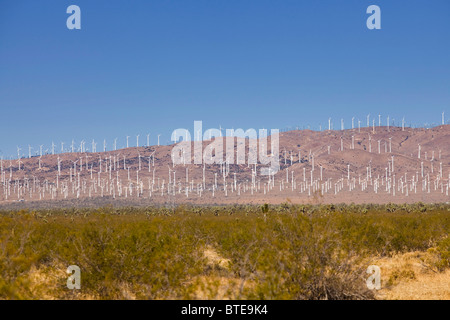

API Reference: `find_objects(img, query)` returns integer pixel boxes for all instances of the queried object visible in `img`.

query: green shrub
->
[0,203,448,299]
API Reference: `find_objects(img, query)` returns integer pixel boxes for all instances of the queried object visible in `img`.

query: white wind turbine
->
[17,157,23,172]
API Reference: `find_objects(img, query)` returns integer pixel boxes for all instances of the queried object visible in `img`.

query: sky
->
[0,0,449,157]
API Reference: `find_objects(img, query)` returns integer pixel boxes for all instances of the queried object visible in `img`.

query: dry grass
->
[373,251,450,300]
[188,276,248,300]
[0,204,448,300]
[179,246,254,300]
[203,245,232,271]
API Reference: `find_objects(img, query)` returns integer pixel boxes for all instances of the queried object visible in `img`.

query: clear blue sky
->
[0,0,449,157]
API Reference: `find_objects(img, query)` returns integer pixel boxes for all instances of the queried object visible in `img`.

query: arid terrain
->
[0,204,448,300]
[0,125,449,208]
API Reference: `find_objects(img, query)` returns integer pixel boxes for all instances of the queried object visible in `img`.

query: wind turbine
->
[443,111,445,125]
[17,157,23,171]
[136,134,139,147]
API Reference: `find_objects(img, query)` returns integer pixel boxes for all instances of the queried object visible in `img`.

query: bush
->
[0,203,448,299]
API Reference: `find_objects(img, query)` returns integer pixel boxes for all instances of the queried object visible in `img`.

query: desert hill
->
[1,125,449,207]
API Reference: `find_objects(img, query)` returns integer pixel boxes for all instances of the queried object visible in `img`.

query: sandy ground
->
[372,251,450,300]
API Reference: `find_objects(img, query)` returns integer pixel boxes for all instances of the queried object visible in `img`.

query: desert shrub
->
[386,269,416,286]
[430,237,450,271]
[0,203,448,299]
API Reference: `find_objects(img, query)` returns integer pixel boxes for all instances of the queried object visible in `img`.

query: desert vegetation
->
[0,203,449,300]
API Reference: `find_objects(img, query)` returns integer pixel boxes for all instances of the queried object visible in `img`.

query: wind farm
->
[1,117,449,209]
[1,1,449,303]
[2,116,450,301]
